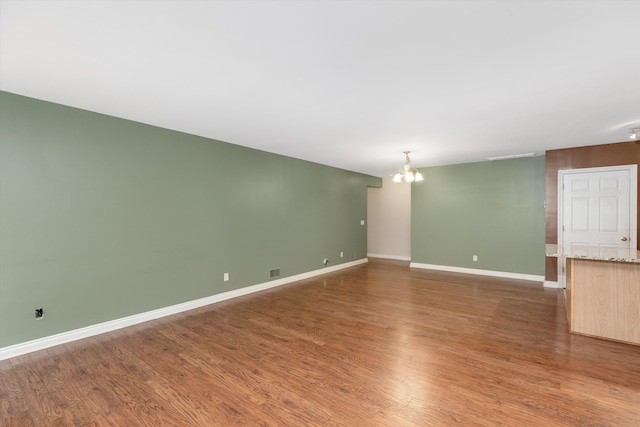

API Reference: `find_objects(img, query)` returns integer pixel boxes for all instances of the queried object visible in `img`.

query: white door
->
[557,165,637,287]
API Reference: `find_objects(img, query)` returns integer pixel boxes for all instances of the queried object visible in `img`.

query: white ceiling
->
[1,0,639,177]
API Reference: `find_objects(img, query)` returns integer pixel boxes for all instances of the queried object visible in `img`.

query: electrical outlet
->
[223,272,229,281]
[340,251,344,258]
[473,255,478,262]
[35,308,44,319]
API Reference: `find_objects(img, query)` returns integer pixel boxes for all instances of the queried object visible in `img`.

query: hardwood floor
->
[2,259,640,426]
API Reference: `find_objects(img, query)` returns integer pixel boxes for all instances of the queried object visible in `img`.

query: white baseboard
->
[409,262,544,283]
[367,253,411,261]
[543,280,561,288]
[0,259,368,361]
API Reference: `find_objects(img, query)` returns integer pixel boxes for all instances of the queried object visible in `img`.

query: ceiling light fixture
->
[393,151,423,183]
[630,128,639,140]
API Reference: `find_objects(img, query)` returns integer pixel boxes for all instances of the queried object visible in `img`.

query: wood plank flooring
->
[2,259,640,426]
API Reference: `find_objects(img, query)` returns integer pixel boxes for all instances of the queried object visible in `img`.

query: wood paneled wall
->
[544,141,640,281]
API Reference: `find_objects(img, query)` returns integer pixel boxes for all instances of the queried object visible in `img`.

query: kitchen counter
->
[546,244,640,263]
[547,244,640,346]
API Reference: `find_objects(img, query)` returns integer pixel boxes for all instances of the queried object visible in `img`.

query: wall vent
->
[350,252,356,260]
[269,268,280,278]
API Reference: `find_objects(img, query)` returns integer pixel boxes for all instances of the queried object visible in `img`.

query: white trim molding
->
[367,253,411,261]
[409,262,544,283]
[0,259,368,361]
[543,281,561,288]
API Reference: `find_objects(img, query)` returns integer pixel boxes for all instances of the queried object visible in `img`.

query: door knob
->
[621,236,628,241]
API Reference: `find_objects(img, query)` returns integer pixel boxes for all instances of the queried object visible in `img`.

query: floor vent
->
[269,268,280,278]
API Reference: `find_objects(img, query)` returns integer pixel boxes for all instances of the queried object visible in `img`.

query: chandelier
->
[393,151,424,183]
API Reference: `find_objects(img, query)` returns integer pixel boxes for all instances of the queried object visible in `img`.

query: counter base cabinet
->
[569,259,640,346]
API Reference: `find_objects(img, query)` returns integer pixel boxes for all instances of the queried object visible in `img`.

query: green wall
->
[411,157,545,275]
[0,91,380,348]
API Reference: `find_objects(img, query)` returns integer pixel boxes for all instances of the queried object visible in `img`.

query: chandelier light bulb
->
[392,151,424,183]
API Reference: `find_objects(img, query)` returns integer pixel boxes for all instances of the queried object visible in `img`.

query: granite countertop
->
[546,244,640,264]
